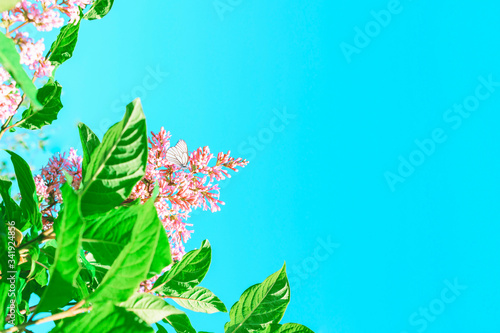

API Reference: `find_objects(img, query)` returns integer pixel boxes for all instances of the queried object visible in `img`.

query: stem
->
[67,300,85,312]
[1,303,91,333]
[34,261,49,271]
[18,228,54,250]
[8,22,28,35]
[3,118,26,133]
[162,295,183,300]
[17,302,77,318]
[148,283,164,294]
[4,305,35,325]
[19,306,36,316]
[0,116,15,141]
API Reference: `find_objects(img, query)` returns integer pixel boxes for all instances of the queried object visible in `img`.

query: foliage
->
[0,1,314,333]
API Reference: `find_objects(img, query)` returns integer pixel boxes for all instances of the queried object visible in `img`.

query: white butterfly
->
[166,139,189,169]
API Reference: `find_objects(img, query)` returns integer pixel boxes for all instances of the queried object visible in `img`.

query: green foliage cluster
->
[0,1,315,332]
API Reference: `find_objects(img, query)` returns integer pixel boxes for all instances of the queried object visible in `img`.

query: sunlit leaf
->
[84,0,114,20]
[82,201,171,276]
[77,122,100,178]
[5,150,41,231]
[19,80,63,130]
[89,198,171,303]
[153,240,211,295]
[225,264,290,333]
[36,183,84,313]
[47,21,81,66]
[80,98,147,216]
[166,286,227,314]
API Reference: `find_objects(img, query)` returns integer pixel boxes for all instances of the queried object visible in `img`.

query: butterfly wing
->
[176,139,188,166]
[167,139,189,167]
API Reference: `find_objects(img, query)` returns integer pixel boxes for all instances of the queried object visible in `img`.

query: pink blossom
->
[0,0,94,124]
[34,174,49,200]
[34,129,248,263]
[59,0,93,24]
[19,38,45,69]
[129,128,248,261]
[0,83,21,122]
[0,68,11,83]
[34,8,64,31]
[36,148,82,227]
[34,59,55,78]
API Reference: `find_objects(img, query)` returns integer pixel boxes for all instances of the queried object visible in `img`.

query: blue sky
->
[22,0,500,332]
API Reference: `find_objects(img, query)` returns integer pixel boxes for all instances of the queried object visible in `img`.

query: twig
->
[18,228,54,250]
[1,302,90,333]
[7,22,28,35]
[34,261,49,271]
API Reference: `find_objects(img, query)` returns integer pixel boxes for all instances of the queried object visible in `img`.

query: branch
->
[1,301,90,333]
[18,228,54,250]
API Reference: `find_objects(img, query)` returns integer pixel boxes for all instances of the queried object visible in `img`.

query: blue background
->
[22,0,500,332]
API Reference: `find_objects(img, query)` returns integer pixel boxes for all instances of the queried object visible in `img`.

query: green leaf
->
[0,32,42,110]
[162,308,196,333]
[34,264,48,286]
[80,248,95,272]
[0,179,22,225]
[167,286,227,314]
[80,98,148,216]
[0,0,21,12]
[35,249,50,283]
[84,253,110,287]
[156,325,169,333]
[41,239,57,265]
[24,245,40,280]
[5,150,41,230]
[47,21,81,66]
[260,324,282,333]
[36,183,84,313]
[19,80,63,130]
[81,201,171,276]
[81,206,133,265]
[51,302,153,333]
[21,278,44,303]
[265,324,315,333]
[89,198,171,303]
[84,0,114,20]
[119,293,194,331]
[153,240,211,294]
[73,274,89,300]
[225,264,290,333]
[77,122,100,178]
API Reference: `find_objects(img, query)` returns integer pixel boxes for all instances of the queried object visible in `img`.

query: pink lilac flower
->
[34,7,64,31]
[34,174,49,200]
[19,37,45,69]
[0,83,21,122]
[34,59,55,78]
[33,129,248,273]
[128,128,248,260]
[0,0,94,123]
[36,147,82,228]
